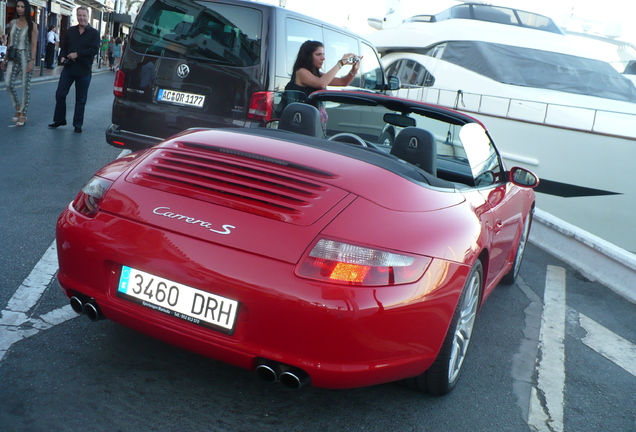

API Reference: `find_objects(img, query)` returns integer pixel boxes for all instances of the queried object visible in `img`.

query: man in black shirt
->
[48,6,100,133]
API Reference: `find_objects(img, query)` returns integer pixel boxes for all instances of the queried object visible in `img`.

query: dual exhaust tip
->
[255,361,310,390]
[70,295,104,321]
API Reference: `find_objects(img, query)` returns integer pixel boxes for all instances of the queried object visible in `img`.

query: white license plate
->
[157,89,206,107]
[117,266,238,333]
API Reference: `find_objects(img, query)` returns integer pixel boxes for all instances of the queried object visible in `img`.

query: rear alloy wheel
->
[406,260,482,395]
[501,210,533,285]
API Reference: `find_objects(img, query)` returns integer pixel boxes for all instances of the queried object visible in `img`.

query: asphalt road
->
[1,72,635,432]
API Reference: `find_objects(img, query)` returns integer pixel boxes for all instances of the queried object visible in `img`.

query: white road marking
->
[578,312,636,377]
[528,265,567,432]
[0,241,78,363]
[0,149,133,364]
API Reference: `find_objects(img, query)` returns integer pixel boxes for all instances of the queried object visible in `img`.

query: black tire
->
[405,260,482,396]
[500,210,533,285]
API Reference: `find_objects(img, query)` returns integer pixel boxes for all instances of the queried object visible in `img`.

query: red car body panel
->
[56,92,536,390]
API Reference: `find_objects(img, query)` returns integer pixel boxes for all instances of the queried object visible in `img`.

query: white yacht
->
[366,2,636,253]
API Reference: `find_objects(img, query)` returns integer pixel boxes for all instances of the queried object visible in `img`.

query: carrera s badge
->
[153,207,235,235]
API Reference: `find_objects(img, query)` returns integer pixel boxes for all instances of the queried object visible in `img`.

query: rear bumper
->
[106,123,163,151]
[56,206,468,389]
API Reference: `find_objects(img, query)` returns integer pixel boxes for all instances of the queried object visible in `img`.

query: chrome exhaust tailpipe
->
[255,359,310,389]
[255,364,279,384]
[84,302,104,321]
[279,369,310,390]
[69,296,85,315]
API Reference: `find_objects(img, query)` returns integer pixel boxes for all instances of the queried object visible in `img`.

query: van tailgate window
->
[130,0,262,67]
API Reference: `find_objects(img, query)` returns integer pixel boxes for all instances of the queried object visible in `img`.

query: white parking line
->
[578,312,636,377]
[528,265,567,432]
[0,241,77,363]
[0,150,130,364]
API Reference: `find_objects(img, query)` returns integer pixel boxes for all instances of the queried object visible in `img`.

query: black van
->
[106,0,397,150]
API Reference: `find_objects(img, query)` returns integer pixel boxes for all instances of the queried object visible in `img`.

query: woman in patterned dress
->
[0,0,38,127]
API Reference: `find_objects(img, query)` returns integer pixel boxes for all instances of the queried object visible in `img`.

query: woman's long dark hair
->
[16,0,34,42]
[291,40,324,77]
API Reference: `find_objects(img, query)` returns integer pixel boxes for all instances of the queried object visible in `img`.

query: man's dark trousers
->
[53,67,92,128]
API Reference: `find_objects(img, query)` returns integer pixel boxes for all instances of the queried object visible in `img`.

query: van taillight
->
[113,70,125,97]
[247,91,274,123]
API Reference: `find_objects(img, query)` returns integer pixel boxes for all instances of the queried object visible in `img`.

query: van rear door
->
[112,0,269,142]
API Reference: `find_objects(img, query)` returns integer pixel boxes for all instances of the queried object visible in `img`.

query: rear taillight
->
[113,69,125,97]
[296,239,431,286]
[72,177,114,217]
[247,91,274,123]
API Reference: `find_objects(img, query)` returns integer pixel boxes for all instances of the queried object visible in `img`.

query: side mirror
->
[509,167,539,188]
[386,75,400,91]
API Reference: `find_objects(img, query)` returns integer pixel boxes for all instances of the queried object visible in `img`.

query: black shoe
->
[74,127,82,133]
[48,121,66,128]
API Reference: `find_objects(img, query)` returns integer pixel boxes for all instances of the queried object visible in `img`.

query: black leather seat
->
[278,103,323,138]
[390,127,437,176]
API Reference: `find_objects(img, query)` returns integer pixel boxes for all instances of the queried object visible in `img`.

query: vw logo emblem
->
[176,64,190,78]
[408,137,419,149]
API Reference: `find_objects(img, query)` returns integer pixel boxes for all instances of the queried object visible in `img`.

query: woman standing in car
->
[1,0,38,126]
[285,40,361,98]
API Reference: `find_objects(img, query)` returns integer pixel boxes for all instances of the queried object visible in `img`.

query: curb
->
[529,208,636,304]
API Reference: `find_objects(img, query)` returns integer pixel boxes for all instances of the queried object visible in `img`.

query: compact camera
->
[348,56,360,64]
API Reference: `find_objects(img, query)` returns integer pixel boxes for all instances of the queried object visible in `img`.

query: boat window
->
[472,5,514,25]
[433,3,564,35]
[439,41,636,103]
[386,59,435,87]
[515,10,562,33]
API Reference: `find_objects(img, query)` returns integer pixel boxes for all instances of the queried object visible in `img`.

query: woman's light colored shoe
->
[15,114,27,127]
[12,106,20,122]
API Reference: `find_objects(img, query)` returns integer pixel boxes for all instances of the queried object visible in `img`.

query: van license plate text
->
[117,266,238,333]
[158,89,205,108]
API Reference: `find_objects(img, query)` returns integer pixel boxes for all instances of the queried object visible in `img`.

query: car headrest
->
[390,127,437,176]
[278,103,323,138]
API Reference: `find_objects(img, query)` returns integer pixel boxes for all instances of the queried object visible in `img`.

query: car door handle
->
[494,220,504,233]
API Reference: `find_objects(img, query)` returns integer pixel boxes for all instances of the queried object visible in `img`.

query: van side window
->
[323,27,359,80]
[286,18,323,75]
[130,0,262,67]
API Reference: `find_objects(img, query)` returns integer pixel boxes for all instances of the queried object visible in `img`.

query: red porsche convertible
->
[56,91,537,395]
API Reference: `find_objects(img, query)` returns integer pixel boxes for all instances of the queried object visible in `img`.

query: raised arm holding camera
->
[285,40,362,98]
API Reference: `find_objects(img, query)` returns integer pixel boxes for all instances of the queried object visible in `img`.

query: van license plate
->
[158,89,206,108]
[117,266,238,332]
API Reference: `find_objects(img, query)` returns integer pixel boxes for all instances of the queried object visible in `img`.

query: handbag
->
[6,46,16,61]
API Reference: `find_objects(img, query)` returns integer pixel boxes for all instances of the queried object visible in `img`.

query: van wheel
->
[379,130,394,146]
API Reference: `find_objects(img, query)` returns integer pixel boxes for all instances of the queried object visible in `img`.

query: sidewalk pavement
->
[0,60,112,88]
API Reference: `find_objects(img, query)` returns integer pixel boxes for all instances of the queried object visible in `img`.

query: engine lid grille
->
[126,142,347,224]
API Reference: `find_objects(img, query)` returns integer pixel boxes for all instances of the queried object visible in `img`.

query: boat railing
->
[410,87,636,141]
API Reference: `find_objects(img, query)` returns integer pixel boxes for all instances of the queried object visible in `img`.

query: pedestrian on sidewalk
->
[113,37,122,70]
[107,37,115,71]
[1,0,38,127]
[100,33,109,66]
[48,6,100,133]
[45,25,59,69]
